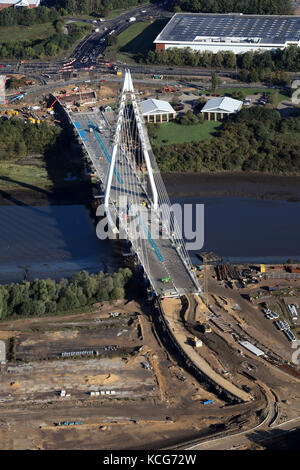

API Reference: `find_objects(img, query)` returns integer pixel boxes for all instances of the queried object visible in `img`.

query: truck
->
[153,74,163,80]
[266,285,280,291]
[57,421,83,426]
[9,93,24,103]
[128,17,136,22]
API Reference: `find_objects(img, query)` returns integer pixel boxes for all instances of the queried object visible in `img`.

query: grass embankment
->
[0,162,52,192]
[0,22,56,43]
[153,120,221,145]
[105,18,168,63]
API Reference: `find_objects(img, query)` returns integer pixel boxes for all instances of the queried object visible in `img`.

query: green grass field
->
[105,18,168,63]
[0,22,56,43]
[153,120,222,145]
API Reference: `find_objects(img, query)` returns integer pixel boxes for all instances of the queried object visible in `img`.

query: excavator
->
[161,86,180,94]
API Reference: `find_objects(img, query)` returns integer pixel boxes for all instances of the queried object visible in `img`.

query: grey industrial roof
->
[141,98,176,115]
[154,13,300,45]
[201,96,243,113]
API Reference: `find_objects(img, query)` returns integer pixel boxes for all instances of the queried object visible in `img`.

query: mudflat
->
[164,173,300,202]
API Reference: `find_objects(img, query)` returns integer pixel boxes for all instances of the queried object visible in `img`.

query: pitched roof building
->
[201,96,243,120]
[140,98,176,123]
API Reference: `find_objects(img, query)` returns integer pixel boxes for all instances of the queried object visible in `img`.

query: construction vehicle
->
[161,86,179,93]
[57,421,83,426]
[142,200,150,209]
[1,109,18,116]
[193,264,202,271]
[161,277,170,283]
[260,264,266,273]
[9,93,24,103]
[193,336,202,348]
[203,324,212,334]
[202,400,214,405]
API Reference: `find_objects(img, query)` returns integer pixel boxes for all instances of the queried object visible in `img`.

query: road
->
[0,3,286,85]
[185,415,300,450]
[2,3,299,87]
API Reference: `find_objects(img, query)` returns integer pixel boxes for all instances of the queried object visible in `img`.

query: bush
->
[0,268,132,320]
[152,107,300,174]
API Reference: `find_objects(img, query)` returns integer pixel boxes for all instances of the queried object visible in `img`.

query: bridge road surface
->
[68,109,198,296]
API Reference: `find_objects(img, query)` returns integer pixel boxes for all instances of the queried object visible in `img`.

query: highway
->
[1,2,300,86]
[0,3,239,83]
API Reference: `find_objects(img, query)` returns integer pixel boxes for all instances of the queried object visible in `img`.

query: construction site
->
[0,74,300,450]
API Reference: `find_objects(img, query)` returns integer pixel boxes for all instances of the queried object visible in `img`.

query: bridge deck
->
[69,109,199,296]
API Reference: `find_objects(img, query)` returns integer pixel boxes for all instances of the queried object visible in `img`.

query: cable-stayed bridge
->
[65,70,201,298]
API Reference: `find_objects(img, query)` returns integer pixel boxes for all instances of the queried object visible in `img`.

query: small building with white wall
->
[140,98,176,123]
[201,96,243,120]
[154,13,300,54]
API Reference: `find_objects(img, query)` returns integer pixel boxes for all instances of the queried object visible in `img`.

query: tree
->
[270,90,279,107]
[211,72,220,91]
[223,51,236,68]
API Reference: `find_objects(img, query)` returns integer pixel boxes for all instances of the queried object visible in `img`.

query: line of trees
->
[171,0,292,15]
[0,6,60,26]
[146,45,299,74]
[0,118,61,160]
[0,22,91,59]
[0,268,132,320]
[56,0,149,16]
[0,0,152,26]
[152,107,300,174]
[145,46,297,84]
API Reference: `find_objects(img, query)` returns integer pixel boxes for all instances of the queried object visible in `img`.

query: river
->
[0,194,300,284]
[175,196,300,264]
[0,204,122,284]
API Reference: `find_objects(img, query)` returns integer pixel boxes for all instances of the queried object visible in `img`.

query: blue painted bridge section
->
[88,120,123,185]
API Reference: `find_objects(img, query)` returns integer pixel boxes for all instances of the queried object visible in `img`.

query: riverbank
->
[2,173,300,206]
[0,183,93,206]
[164,173,300,202]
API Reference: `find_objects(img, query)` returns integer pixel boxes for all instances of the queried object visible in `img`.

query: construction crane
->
[49,89,80,108]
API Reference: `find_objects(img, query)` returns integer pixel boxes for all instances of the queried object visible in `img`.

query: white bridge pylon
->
[104,69,158,221]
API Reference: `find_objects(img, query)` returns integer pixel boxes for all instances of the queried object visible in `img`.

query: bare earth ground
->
[0,298,266,449]
[0,286,299,449]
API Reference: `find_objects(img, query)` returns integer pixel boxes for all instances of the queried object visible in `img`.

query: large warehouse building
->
[0,0,40,9]
[154,13,300,54]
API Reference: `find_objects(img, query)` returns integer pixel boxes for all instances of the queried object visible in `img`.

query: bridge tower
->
[104,69,159,220]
